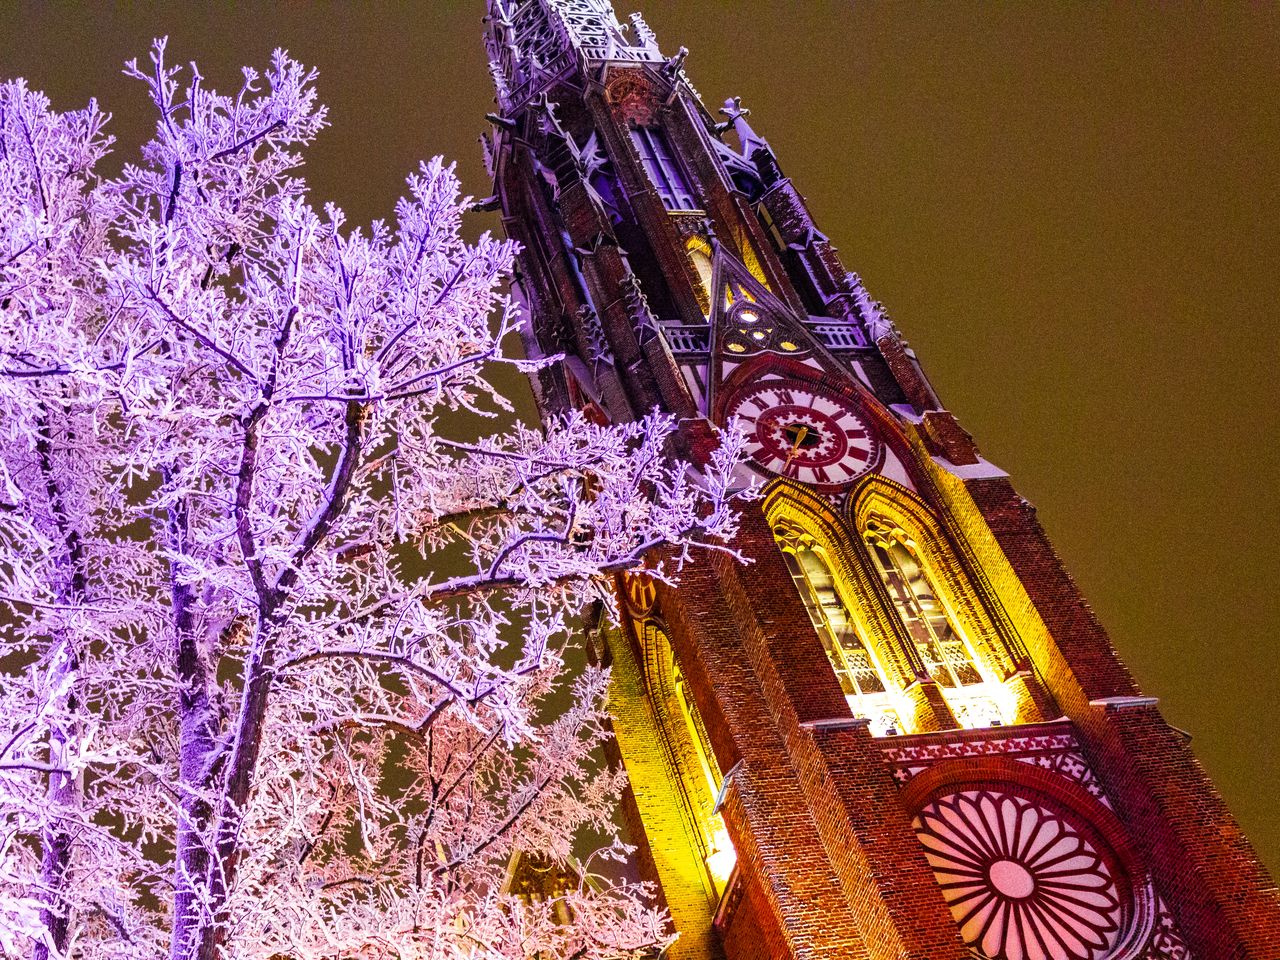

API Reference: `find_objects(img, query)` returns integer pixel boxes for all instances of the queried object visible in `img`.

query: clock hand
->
[784,424,810,472]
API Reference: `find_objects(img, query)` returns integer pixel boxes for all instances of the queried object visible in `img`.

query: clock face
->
[728,381,878,488]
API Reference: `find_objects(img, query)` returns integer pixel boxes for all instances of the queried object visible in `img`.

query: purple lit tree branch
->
[0,41,747,960]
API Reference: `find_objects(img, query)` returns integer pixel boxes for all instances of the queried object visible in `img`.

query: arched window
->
[774,523,901,735]
[865,526,982,689]
[631,125,699,211]
[642,622,736,896]
[675,665,720,802]
[864,518,1010,729]
[686,237,714,316]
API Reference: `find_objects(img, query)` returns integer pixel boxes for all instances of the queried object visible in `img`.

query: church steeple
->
[484,0,663,112]
[482,4,1280,960]
[480,0,926,445]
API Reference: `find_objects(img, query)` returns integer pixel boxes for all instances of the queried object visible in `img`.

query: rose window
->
[913,789,1127,960]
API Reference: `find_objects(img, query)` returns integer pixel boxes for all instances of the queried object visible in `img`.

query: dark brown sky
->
[6,2,1278,871]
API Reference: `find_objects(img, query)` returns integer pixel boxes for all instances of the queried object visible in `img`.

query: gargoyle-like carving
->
[579,304,614,368]
[849,272,896,342]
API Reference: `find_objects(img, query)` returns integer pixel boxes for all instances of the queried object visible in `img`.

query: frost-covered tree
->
[0,41,746,960]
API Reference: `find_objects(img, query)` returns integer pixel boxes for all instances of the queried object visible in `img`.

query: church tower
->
[480,3,1280,958]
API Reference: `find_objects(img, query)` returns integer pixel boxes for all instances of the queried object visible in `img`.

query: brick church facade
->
[480,2,1280,957]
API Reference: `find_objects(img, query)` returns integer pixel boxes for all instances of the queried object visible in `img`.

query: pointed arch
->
[762,484,920,734]
[708,242,811,360]
[685,234,715,316]
[635,617,736,896]
[695,244,832,419]
[849,476,1031,728]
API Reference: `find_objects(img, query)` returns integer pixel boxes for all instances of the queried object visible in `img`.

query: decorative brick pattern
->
[1143,898,1194,960]
[879,720,1109,805]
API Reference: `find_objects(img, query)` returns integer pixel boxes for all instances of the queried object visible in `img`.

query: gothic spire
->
[484,0,663,112]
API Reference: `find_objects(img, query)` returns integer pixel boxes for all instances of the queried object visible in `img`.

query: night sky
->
[6,2,1278,871]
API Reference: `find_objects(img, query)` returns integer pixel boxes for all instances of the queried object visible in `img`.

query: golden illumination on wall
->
[722,279,757,312]
[766,480,1032,735]
[641,620,737,898]
[774,521,903,736]
[686,236,714,316]
[731,225,771,288]
[674,666,735,893]
[863,517,1014,730]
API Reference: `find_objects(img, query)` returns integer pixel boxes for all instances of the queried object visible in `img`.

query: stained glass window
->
[774,526,894,697]
[914,788,1127,960]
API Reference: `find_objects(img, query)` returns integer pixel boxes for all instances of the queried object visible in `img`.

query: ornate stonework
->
[605,71,659,125]
[881,722,1109,806]
[486,0,662,111]
[485,0,1280,954]
[914,788,1126,960]
[1142,899,1194,960]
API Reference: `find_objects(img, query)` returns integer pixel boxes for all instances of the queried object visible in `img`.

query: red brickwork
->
[960,476,1280,956]
[655,552,868,959]
[656,511,972,959]
[715,870,790,960]
[486,20,1280,959]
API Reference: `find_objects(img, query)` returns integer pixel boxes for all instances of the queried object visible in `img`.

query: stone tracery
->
[914,788,1127,960]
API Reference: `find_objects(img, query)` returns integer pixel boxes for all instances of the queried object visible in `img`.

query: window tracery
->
[913,787,1130,960]
[865,521,983,690]
[768,483,1029,735]
[862,515,1014,730]
[774,522,902,736]
[723,300,802,357]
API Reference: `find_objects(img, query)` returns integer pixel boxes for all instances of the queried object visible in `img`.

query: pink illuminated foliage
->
[0,41,747,960]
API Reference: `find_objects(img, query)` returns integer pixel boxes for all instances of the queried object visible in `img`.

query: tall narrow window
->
[865,524,983,689]
[671,666,735,892]
[644,623,736,897]
[674,667,721,801]
[631,125,699,211]
[775,525,900,733]
[686,237,714,314]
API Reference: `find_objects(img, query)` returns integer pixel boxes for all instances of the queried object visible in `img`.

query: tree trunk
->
[32,644,76,960]
[166,499,220,960]
[194,610,280,960]
[33,414,83,960]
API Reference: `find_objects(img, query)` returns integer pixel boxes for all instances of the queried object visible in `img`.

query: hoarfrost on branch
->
[0,41,748,960]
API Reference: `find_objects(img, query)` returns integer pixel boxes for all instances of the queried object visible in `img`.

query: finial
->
[480,132,498,179]
[577,131,608,178]
[533,93,569,140]
[487,60,510,102]
[629,12,658,50]
[620,271,659,342]
[849,272,895,341]
[579,305,615,370]
[720,97,770,159]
